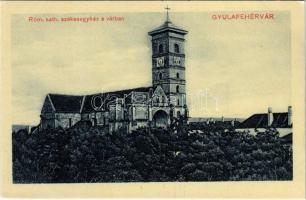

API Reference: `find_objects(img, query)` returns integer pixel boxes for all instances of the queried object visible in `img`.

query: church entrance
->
[153,110,169,128]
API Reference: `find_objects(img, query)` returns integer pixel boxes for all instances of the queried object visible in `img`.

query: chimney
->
[268,107,273,126]
[288,106,292,126]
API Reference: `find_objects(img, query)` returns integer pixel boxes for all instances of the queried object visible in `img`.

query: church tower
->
[148,7,188,117]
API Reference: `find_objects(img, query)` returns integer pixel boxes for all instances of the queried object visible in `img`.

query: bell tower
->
[148,6,188,116]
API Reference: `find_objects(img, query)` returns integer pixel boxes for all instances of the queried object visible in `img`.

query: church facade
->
[40,13,189,133]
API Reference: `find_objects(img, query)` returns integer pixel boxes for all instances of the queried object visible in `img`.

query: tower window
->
[159,44,163,53]
[177,99,180,106]
[174,44,180,53]
[176,85,180,93]
[153,45,157,54]
[176,73,180,79]
[159,72,163,80]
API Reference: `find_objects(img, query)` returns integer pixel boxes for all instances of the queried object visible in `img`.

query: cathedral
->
[40,11,189,133]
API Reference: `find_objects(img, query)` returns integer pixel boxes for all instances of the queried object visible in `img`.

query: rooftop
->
[148,6,188,36]
[238,112,291,129]
[47,87,152,113]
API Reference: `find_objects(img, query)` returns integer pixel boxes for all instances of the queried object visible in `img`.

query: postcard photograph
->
[1,1,305,198]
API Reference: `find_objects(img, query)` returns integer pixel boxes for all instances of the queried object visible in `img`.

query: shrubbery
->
[12,124,292,183]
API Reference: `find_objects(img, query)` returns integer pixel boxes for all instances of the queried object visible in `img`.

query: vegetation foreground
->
[13,123,292,183]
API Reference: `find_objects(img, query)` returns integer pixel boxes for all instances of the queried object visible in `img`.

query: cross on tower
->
[165,5,171,22]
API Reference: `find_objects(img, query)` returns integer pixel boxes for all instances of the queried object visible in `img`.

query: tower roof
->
[148,21,188,36]
[148,6,188,36]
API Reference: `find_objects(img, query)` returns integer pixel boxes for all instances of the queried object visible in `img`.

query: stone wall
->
[40,113,55,129]
[169,94,186,107]
[54,113,81,129]
[134,105,148,120]
[41,118,55,129]
[82,111,110,126]
[168,67,185,79]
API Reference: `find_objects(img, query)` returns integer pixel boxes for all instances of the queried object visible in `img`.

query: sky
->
[11,11,291,125]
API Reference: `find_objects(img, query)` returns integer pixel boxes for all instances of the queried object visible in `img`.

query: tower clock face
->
[174,57,181,65]
[156,57,164,67]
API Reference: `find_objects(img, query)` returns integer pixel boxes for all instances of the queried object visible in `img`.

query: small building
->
[236,106,293,137]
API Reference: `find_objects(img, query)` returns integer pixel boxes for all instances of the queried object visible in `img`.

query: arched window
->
[176,73,180,79]
[177,99,180,106]
[177,111,181,117]
[159,72,163,80]
[162,96,165,103]
[174,44,180,53]
[156,97,160,104]
[159,44,163,53]
[176,85,180,93]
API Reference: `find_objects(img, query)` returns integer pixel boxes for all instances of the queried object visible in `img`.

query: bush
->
[12,124,292,183]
